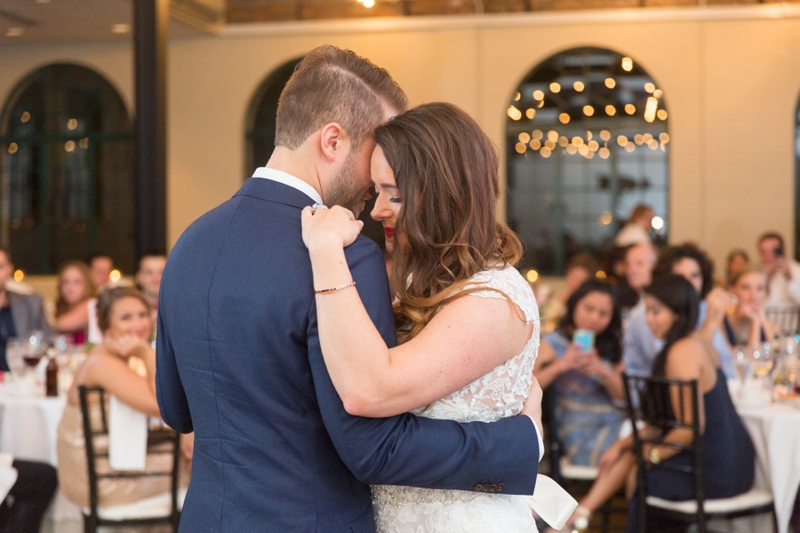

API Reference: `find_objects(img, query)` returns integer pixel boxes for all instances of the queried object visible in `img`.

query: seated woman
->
[725,249,750,289]
[534,280,625,467]
[565,275,755,532]
[57,287,187,509]
[52,261,96,344]
[540,254,599,333]
[724,266,775,347]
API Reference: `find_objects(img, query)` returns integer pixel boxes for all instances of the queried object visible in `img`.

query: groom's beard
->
[325,151,367,218]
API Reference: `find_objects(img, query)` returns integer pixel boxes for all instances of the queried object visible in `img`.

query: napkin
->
[525,474,579,530]
[109,395,148,471]
[0,453,18,501]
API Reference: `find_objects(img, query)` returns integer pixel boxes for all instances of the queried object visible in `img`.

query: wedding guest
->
[0,460,58,533]
[564,275,755,532]
[0,247,52,371]
[52,261,96,344]
[725,248,750,288]
[88,254,114,291]
[618,243,656,316]
[625,244,736,379]
[135,254,167,313]
[724,267,775,347]
[534,280,625,467]
[615,204,653,247]
[542,254,599,332]
[758,232,800,307]
[57,287,186,508]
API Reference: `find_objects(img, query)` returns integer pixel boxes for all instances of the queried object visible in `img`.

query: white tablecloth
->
[738,400,800,533]
[0,382,82,521]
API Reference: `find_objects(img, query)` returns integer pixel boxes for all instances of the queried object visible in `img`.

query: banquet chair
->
[543,387,625,532]
[78,386,183,533]
[622,374,774,533]
[765,306,800,337]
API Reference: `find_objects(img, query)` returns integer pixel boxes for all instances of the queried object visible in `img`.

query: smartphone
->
[573,329,595,353]
[775,245,784,257]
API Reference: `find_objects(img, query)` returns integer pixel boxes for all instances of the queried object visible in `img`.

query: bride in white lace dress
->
[302,102,543,533]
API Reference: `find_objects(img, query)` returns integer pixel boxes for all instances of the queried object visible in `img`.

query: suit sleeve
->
[307,237,539,495]
[30,294,54,337]
[156,293,193,433]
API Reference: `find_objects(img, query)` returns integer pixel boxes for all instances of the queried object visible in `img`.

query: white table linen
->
[0,382,82,520]
[737,401,800,533]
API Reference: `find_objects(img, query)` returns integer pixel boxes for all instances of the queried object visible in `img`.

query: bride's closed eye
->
[375,190,402,203]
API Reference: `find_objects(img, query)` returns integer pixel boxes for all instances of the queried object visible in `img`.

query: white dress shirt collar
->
[251,167,323,205]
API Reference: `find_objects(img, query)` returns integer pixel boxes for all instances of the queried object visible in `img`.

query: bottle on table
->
[45,350,58,397]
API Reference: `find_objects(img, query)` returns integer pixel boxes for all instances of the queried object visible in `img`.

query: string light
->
[573,81,585,92]
[625,104,636,115]
[605,105,616,116]
[605,78,616,89]
[549,82,561,93]
[621,57,633,71]
[533,90,545,100]
[526,109,535,119]
[519,132,531,143]
[559,113,571,124]
[644,97,658,123]
[583,105,594,117]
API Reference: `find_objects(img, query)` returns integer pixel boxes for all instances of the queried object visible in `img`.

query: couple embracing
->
[156,45,574,532]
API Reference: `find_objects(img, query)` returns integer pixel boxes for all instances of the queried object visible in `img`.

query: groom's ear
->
[319,122,350,163]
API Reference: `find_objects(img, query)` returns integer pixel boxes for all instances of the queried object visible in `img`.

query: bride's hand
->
[301,205,364,251]
[521,376,544,439]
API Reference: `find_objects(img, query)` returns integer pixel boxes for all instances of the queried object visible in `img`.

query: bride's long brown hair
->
[373,102,524,344]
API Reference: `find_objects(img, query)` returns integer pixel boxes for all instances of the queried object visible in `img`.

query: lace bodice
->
[371,265,541,533]
[411,264,540,424]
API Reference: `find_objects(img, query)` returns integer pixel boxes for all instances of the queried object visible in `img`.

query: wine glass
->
[6,338,25,383]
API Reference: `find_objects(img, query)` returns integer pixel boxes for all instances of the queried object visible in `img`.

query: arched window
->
[0,64,134,274]
[246,58,303,175]
[506,47,669,275]
[245,58,386,250]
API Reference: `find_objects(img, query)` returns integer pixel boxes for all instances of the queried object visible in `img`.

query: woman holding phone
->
[533,279,625,468]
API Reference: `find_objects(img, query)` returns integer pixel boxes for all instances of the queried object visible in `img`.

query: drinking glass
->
[750,343,775,386]
[6,338,25,382]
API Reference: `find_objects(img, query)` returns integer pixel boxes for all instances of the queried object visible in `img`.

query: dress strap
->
[74,353,102,387]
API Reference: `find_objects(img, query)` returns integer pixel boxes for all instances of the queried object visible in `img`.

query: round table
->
[0,381,82,521]
[737,399,800,533]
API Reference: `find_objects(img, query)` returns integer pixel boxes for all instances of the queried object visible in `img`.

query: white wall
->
[2,5,800,272]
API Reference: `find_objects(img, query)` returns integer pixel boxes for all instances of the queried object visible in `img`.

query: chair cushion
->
[83,487,187,521]
[647,487,773,514]
[559,458,599,480]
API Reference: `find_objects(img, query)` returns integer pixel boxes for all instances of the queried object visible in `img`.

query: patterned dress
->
[544,331,624,467]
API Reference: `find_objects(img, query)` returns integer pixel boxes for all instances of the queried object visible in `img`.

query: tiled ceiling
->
[226,0,800,23]
[0,0,220,45]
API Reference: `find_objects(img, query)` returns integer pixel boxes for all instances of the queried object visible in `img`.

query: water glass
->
[6,338,25,382]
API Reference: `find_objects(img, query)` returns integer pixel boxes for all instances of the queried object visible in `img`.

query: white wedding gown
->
[371,265,541,533]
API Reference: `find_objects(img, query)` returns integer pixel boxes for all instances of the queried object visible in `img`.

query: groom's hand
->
[301,205,364,250]
[521,376,543,439]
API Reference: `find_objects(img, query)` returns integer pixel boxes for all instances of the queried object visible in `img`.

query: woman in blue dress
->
[534,279,626,468]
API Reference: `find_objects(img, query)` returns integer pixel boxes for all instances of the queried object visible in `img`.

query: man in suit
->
[157,45,542,532]
[0,248,52,371]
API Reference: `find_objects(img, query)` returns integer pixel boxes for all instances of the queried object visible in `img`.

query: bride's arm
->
[303,206,533,418]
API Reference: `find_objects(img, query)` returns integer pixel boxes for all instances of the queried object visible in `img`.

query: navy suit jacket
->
[156,178,539,532]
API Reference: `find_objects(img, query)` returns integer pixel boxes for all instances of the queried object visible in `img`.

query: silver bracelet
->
[315,280,356,294]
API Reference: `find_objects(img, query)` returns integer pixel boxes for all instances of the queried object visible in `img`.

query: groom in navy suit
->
[157,45,542,532]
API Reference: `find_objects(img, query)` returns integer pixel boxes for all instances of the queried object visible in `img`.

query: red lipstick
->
[384,227,395,238]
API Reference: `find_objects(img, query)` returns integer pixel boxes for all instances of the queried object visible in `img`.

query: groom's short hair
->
[275,45,408,150]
